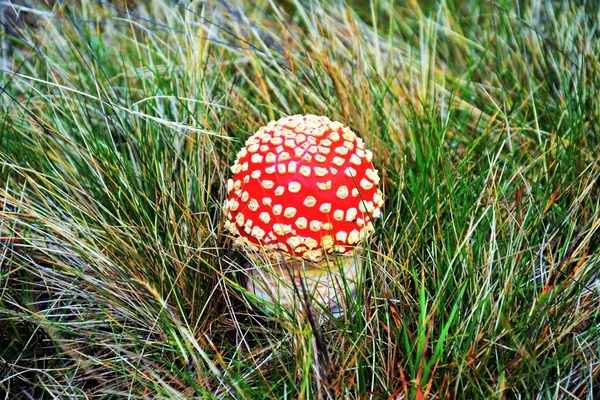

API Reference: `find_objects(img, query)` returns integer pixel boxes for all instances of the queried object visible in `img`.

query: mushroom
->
[223,115,384,310]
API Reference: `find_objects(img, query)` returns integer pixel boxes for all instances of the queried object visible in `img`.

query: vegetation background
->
[1,0,599,398]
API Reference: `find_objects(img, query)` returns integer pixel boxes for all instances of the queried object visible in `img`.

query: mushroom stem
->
[246,251,362,314]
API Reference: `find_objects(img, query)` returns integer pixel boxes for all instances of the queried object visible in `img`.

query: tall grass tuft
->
[1,0,599,398]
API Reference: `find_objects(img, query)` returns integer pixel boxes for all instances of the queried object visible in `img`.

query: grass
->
[1,0,599,398]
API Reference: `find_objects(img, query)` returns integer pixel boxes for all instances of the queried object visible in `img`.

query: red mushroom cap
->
[223,115,384,264]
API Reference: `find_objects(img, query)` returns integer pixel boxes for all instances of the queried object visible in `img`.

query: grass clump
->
[1,0,599,398]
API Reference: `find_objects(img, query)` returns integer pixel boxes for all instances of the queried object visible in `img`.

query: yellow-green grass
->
[1,0,599,398]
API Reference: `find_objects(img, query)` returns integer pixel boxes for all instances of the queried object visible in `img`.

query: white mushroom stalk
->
[223,115,384,311]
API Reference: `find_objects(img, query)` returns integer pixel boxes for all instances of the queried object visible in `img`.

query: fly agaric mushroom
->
[223,115,384,309]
